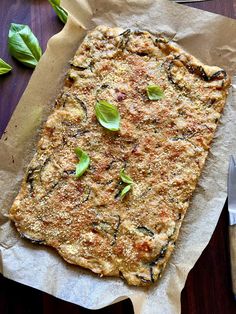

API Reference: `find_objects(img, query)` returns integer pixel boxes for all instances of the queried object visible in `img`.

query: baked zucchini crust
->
[9,26,230,286]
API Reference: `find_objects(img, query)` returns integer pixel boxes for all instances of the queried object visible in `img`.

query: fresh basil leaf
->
[147,85,164,100]
[0,58,12,75]
[49,0,60,5]
[95,100,120,131]
[49,0,68,24]
[75,147,90,178]
[8,23,42,68]
[120,168,133,184]
[120,184,131,199]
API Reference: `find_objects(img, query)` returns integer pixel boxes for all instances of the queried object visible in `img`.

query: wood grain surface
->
[228,225,236,300]
[1,0,236,313]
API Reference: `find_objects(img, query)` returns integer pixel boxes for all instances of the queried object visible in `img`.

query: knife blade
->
[228,155,236,299]
[228,156,236,225]
[172,0,212,3]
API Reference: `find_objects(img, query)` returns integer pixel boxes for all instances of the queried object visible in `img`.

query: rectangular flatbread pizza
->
[9,26,230,286]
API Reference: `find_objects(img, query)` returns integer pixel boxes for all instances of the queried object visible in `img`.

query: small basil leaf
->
[95,100,120,131]
[75,147,90,178]
[0,58,12,75]
[120,168,133,184]
[120,184,131,199]
[8,23,42,68]
[147,85,164,100]
[49,0,60,5]
[49,0,68,24]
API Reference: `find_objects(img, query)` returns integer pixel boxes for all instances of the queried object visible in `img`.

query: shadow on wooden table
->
[0,274,134,314]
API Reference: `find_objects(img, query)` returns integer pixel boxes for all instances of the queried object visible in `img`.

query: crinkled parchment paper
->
[1,0,236,313]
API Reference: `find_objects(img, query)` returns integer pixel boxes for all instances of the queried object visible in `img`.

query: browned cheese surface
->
[9,26,230,286]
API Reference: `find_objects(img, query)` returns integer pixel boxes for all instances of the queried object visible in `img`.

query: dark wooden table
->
[0,0,236,313]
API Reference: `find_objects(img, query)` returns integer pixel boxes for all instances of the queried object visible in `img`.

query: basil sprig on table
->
[119,168,134,199]
[0,58,12,75]
[147,85,164,100]
[49,0,68,24]
[95,100,120,131]
[75,147,90,178]
[8,23,42,68]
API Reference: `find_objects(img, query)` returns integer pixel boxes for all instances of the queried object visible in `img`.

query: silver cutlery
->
[228,156,236,299]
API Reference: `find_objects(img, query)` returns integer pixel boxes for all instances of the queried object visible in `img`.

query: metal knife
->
[172,0,212,3]
[228,155,236,299]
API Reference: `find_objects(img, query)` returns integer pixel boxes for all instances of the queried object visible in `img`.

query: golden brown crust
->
[9,26,230,286]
